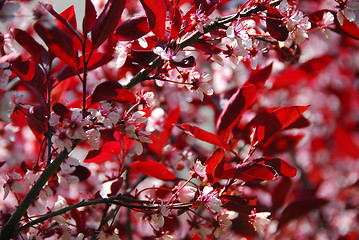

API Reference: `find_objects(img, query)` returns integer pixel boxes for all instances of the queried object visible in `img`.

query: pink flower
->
[249,209,271,236]
[178,186,197,203]
[199,186,222,212]
[336,0,359,25]
[3,171,24,200]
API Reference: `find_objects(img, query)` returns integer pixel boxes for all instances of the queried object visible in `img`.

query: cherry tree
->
[0,0,358,239]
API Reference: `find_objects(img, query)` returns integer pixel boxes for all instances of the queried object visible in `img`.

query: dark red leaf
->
[192,39,222,55]
[71,165,91,181]
[253,157,297,178]
[129,160,176,180]
[34,21,78,70]
[12,61,46,103]
[179,123,237,156]
[250,105,310,152]
[91,0,126,48]
[84,141,122,163]
[172,56,196,68]
[170,5,182,39]
[52,102,71,118]
[235,162,278,181]
[266,6,289,41]
[216,84,257,141]
[271,177,292,212]
[57,52,113,81]
[261,134,305,155]
[115,16,151,41]
[278,197,329,228]
[243,63,273,88]
[26,105,47,140]
[83,0,97,34]
[90,81,136,105]
[107,178,123,197]
[139,0,167,40]
[12,28,49,65]
[206,148,225,183]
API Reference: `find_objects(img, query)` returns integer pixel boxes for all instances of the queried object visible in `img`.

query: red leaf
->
[179,123,237,155]
[83,0,97,34]
[170,5,182,39]
[278,197,329,228]
[243,63,273,88]
[333,124,359,158]
[271,177,292,212]
[41,4,80,43]
[12,28,49,65]
[253,157,297,178]
[115,16,151,41]
[91,0,126,48]
[12,61,46,103]
[250,105,310,152]
[206,148,225,183]
[236,162,278,181]
[84,141,122,163]
[216,84,257,141]
[57,5,77,30]
[52,102,71,118]
[266,6,289,41]
[57,52,113,81]
[90,81,136,105]
[140,0,167,40]
[129,160,176,180]
[71,165,91,181]
[148,107,180,156]
[26,105,47,140]
[34,21,78,70]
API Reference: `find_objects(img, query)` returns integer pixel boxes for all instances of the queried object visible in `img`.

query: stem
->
[0,141,79,240]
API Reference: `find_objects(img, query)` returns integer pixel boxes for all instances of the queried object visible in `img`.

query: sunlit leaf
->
[129,160,176,180]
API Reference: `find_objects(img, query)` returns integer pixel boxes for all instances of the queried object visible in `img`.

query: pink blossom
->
[249,209,271,236]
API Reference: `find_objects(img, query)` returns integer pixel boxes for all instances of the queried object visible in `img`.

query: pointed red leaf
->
[266,6,289,41]
[91,0,126,48]
[57,52,113,81]
[216,84,257,141]
[243,63,273,88]
[236,162,278,181]
[41,4,80,42]
[170,5,182,39]
[140,0,167,40]
[12,61,46,102]
[206,148,225,183]
[83,0,97,34]
[57,5,77,30]
[179,123,237,155]
[253,157,297,178]
[115,16,151,41]
[129,160,176,180]
[250,105,310,151]
[278,197,329,228]
[84,141,122,163]
[34,21,78,70]
[12,28,49,65]
[52,102,71,118]
[90,81,136,105]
